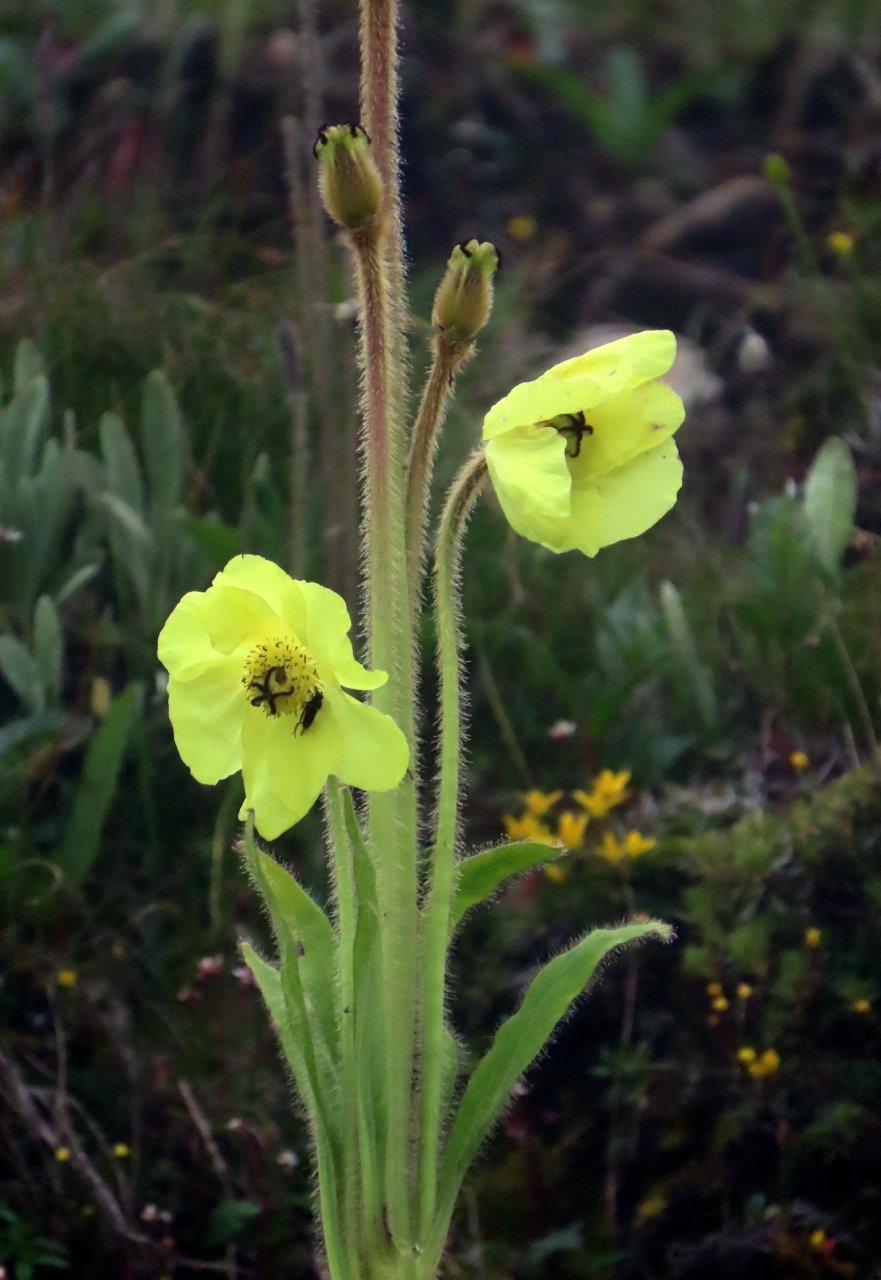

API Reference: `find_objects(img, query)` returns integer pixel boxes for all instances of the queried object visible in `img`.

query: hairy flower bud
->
[314,123,384,232]
[432,240,500,340]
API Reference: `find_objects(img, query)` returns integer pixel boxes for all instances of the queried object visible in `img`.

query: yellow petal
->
[485,424,572,548]
[298,581,387,690]
[240,705,341,839]
[167,669,245,784]
[483,374,604,441]
[568,379,684,481]
[593,439,682,550]
[158,586,273,678]
[216,555,307,635]
[331,691,410,791]
[552,330,676,390]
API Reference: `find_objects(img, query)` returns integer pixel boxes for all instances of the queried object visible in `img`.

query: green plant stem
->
[404,330,474,611]
[419,448,488,1239]
[349,215,418,1250]
[325,779,360,1278]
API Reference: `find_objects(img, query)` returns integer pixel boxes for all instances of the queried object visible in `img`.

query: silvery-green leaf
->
[803,437,857,575]
[141,370,184,514]
[33,595,62,706]
[13,338,45,393]
[0,634,43,713]
[450,841,564,933]
[100,412,144,517]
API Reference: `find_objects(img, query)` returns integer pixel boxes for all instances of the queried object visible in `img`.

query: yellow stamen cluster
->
[243,637,322,721]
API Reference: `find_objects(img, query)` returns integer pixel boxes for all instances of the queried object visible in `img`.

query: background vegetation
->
[2,0,881,1276]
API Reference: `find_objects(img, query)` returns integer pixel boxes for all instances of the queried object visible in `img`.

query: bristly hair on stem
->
[418,448,488,1239]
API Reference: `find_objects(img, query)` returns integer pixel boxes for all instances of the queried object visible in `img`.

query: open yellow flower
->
[158,555,409,839]
[483,331,685,555]
[574,768,631,817]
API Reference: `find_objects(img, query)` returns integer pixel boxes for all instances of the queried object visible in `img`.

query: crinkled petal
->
[331,691,410,791]
[298,580,387,691]
[594,439,683,549]
[159,585,275,678]
[167,667,245,784]
[557,486,604,557]
[483,374,604,440]
[569,379,685,481]
[240,704,341,839]
[216,554,306,635]
[486,425,572,549]
[552,330,676,391]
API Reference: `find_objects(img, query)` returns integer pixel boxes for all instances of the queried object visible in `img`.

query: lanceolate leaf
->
[450,842,563,932]
[429,921,672,1263]
[56,685,140,887]
[803,436,857,576]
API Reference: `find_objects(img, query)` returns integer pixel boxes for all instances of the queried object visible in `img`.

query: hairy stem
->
[404,330,474,611]
[418,448,488,1238]
[350,215,418,1249]
[325,779,361,1277]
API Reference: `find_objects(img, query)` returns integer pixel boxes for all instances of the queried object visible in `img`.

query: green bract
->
[483,329,685,555]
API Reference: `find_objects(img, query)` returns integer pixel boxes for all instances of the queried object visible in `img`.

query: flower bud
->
[314,124,383,232]
[432,240,500,340]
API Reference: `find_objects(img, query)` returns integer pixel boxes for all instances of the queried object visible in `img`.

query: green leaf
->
[99,412,144,516]
[0,635,43,713]
[450,842,562,932]
[240,943,315,1115]
[185,516,242,569]
[205,1199,260,1246]
[803,437,857,575]
[33,596,62,707]
[13,337,45,391]
[253,849,339,1064]
[56,686,140,887]
[141,370,184,514]
[432,921,671,1252]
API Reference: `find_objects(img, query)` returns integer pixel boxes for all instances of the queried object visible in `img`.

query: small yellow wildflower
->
[597,828,654,865]
[158,556,408,839]
[804,927,822,949]
[544,860,569,883]
[483,332,685,556]
[747,1049,780,1078]
[852,998,872,1015]
[575,769,631,817]
[789,750,809,771]
[706,981,723,999]
[507,214,537,241]
[828,231,854,258]
[809,1229,827,1250]
[737,1047,757,1066]
[503,812,558,846]
[522,789,563,817]
[113,1143,130,1158]
[90,676,112,718]
[556,810,588,849]
[57,969,77,988]
[736,983,753,1000]
[711,996,729,1012]
[55,1147,71,1162]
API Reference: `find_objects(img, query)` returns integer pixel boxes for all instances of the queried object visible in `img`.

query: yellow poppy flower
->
[158,555,409,839]
[483,331,685,555]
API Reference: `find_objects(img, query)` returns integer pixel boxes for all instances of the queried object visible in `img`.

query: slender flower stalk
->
[404,329,474,605]
[419,449,488,1237]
